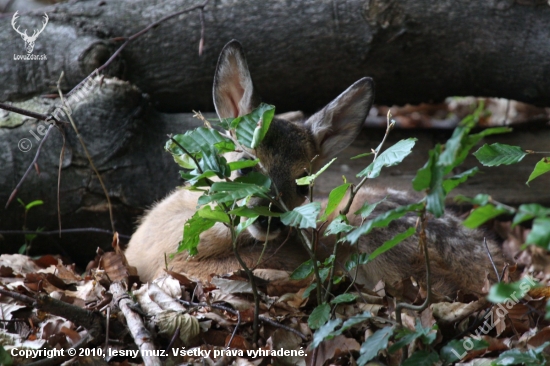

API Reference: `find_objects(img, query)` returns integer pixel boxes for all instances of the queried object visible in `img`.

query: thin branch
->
[395,211,431,361]
[226,309,241,349]
[57,74,116,233]
[56,127,67,236]
[178,299,308,341]
[258,316,308,341]
[484,237,501,283]
[324,112,394,302]
[229,223,261,346]
[0,228,130,239]
[67,0,210,99]
[0,102,68,124]
[168,135,203,174]
[5,124,54,208]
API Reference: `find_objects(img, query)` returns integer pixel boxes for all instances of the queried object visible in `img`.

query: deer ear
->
[305,78,374,160]
[213,40,261,119]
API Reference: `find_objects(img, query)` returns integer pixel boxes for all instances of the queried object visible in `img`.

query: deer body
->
[125,40,503,297]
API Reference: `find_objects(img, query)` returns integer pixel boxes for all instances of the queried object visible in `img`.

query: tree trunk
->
[1,0,550,113]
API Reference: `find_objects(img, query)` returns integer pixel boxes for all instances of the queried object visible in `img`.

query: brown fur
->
[125,40,504,297]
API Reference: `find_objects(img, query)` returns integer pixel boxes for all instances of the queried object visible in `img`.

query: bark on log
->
[1,0,550,113]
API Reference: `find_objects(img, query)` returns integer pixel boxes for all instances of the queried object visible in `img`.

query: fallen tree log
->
[0,0,550,113]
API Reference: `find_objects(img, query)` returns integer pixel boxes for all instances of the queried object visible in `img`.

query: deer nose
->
[257,215,283,231]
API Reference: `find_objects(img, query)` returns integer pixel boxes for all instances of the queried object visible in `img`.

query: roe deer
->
[125,40,504,297]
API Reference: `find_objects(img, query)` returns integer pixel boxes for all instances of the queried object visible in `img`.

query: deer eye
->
[296,173,309,196]
[238,158,254,176]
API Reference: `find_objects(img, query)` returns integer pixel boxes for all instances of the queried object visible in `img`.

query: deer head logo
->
[12,11,48,54]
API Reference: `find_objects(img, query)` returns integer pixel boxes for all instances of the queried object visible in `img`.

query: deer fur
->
[125,40,504,297]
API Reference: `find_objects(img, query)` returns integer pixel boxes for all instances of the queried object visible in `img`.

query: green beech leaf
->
[234,172,272,189]
[321,183,350,221]
[167,127,235,155]
[367,227,416,261]
[413,146,445,217]
[0,344,13,366]
[200,181,270,205]
[334,311,372,335]
[354,197,386,219]
[412,148,437,191]
[235,216,259,237]
[474,143,528,166]
[308,303,331,330]
[173,153,197,169]
[389,321,437,354]
[449,126,512,173]
[487,277,538,303]
[280,202,321,229]
[346,203,422,244]
[512,204,550,227]
[345,253,369,272]
[302,282,317,299]
[179,212,216,256]
[325,215,355,236]
[440,338,489,365]
[357,138,417,179]
[228,159,259,172]
[402,350,439,366]
[290,259,315,280]
[454,193,490,206]
[296,158,336,185]
[197,205,229,223]
[527,157,550,185]
[228,206,281,218]
[357,327,394,366]
[463,204,512,228]
[330,293,357,305]
[442,167,479,194]
[350,152,374,159]
[526,218,550,249]
[234,103,275,148]
[311,319,342,348]
[492,343,549,366]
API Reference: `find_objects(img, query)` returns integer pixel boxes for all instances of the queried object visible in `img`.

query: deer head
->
[12,11,48,54]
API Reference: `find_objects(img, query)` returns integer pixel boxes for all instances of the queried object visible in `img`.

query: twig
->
[5,124,54,208]
[484,237,501,283]
[67,0,210,99]
[56,127,67,236]
[0,102,68,125]
[483,239,520,339]
[0,288,36,306]
[254,227,293,269]
[229,224,261,346]
[341,110,394,215]
[324,112,395,302]
[178,300,308,341]
[0,228,130,239]
[198,7,205,56]
[111,282,161,366]
[164,326,180,359]
[395,211,431,361]
[226,309,241,349]
[57,74,116,233]
[169,135,203,174]
[258,316,308,341]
